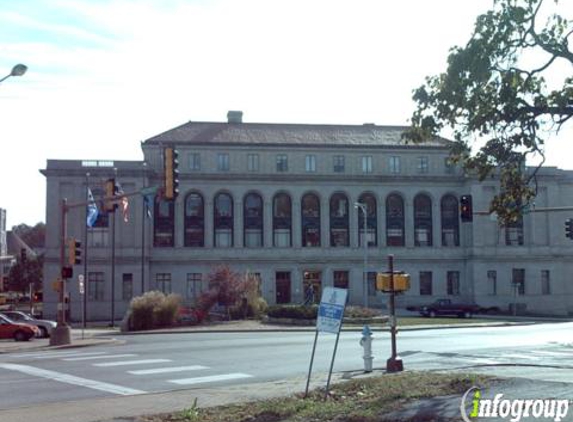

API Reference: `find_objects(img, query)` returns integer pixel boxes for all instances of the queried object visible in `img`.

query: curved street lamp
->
[0,64,28,84]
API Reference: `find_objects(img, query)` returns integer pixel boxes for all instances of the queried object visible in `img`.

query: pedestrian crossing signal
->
[460,195,473,222]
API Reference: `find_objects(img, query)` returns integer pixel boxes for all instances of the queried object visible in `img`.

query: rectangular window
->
[305,155,316,172]
[417,156,429,174]
[156,273,172,294]
[420,271,433,295]
[189,153,201,171]
[247,153,259,172]
[367,272,377,297]
[487,270,497,295]
[389,156,401,174]
[245,229,263,247]
[333,155,345,173]
[186,273,205,302]
[506,226,524,246]
[276,154,288,172]
[541,270,550,295]
[275,271,291,304]
[88,272,104,301]
[217,153,230,171]
[333,271,349,289]
[447,271,460,296]
[512,268,525,296]
[444,157,454,174]
[362,155,373,173]
[122,273,133,301]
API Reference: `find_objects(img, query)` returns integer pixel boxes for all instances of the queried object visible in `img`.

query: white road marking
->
[63,354,137,361]
[128,365,208,375]
[0,363,145,395]
[503,353,540,360]
[467,358,504,365]
[532,350,573,357]
[10,351,107,359]
[94,359,171,367]
[169,373,253,385]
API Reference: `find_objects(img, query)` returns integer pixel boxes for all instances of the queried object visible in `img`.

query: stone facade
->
[41,117,573,321]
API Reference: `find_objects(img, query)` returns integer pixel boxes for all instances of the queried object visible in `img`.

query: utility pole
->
[354,202,368,308]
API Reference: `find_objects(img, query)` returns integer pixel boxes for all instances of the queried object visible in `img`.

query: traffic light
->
[566,219,573,239]
[20,248,27,264]
[164,146,179,200]
[460,194,473,222]
[61,266,73,279]
[104,178,118,212]
[67,238,82,265]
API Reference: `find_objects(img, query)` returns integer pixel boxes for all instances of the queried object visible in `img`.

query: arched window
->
[244,192,263,247]
[357,193,377,247]
[330,193,349,247]
[273,193,292,247]
[184,192,204,247]
[414,194,433,246]
[301,193,320,247]
[386,194,404,246]
[154,196,174,247]
[441,195,459,246]
[214,193,233,247]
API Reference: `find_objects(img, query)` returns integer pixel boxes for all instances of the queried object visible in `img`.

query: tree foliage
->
[7,254,43,293]
[12,223,46,249]
[406,0,573,224]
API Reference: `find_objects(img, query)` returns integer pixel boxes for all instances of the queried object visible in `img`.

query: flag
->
[143,193,153,219]
[117,183,129,223]
[86,188,99,227]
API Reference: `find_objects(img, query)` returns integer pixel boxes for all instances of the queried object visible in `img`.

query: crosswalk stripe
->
[532,350,573,357]
[32,351,108,359]
[169,373,253,385]
[503,353,540,360]
[128,365,208,375]
[0,363,145,395]
[63,354,138,361]
[94,359,171,367]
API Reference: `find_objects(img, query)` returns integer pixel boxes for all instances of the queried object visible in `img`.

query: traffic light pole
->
[50,198,72,346]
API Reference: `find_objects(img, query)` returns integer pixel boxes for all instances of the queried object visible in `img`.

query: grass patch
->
[137,371,490,422]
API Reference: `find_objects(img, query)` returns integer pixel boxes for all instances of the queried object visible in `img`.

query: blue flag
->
[143,193,153,219]
[87,188,99,227]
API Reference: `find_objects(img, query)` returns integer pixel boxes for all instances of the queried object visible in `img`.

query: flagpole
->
[141,162,146,295]
[83,172,89,328]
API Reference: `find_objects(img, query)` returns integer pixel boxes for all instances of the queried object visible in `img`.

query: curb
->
[0,338,124,354]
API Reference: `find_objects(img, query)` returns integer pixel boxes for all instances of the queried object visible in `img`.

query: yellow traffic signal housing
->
[67,238,82,265]
[164,146,179,200]
[376,272,411,292]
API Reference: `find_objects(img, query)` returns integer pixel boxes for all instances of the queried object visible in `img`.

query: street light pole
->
[0,64,27,84]
[354,202,368,308]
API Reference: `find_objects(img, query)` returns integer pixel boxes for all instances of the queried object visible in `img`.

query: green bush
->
[129,291,181,330]
[266,304,318,320]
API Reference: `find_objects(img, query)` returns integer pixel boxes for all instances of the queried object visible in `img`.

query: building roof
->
[143,121,452,149]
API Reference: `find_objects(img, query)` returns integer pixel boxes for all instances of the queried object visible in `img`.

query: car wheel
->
[428,310,436,318]
[38,326,48,338]
[463,311,472,319]
[14,331,28,342]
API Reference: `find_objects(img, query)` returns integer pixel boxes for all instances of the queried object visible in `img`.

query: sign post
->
[78,274,85,340]
[304,287,348,399]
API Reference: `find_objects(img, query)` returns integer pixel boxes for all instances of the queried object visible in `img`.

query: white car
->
[0,311,56,338]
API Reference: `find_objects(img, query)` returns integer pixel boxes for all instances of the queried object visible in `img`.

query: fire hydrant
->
[359,325,374,372]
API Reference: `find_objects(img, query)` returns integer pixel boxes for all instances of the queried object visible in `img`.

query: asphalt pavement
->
[1,316,572,422]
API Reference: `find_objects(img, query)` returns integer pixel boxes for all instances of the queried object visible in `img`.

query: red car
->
[0,314,40,341]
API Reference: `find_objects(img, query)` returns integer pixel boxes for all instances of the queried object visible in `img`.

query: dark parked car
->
[1,311,56,338]
[407,298,481,318]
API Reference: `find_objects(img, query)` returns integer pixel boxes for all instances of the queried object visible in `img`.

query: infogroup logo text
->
[460,386,570,422]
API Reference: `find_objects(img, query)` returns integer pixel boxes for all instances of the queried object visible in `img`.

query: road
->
[1,322,573,410]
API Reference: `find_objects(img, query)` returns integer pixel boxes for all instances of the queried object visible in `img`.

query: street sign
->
[316,287,347,334]
[78,274,85,295]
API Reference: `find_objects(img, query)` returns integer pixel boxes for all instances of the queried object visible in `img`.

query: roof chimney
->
[227,110,243,124]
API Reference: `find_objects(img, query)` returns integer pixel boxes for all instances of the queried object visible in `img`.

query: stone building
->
[41,112,573,321]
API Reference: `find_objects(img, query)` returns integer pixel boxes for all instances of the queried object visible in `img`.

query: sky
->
[0,0,571,228]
